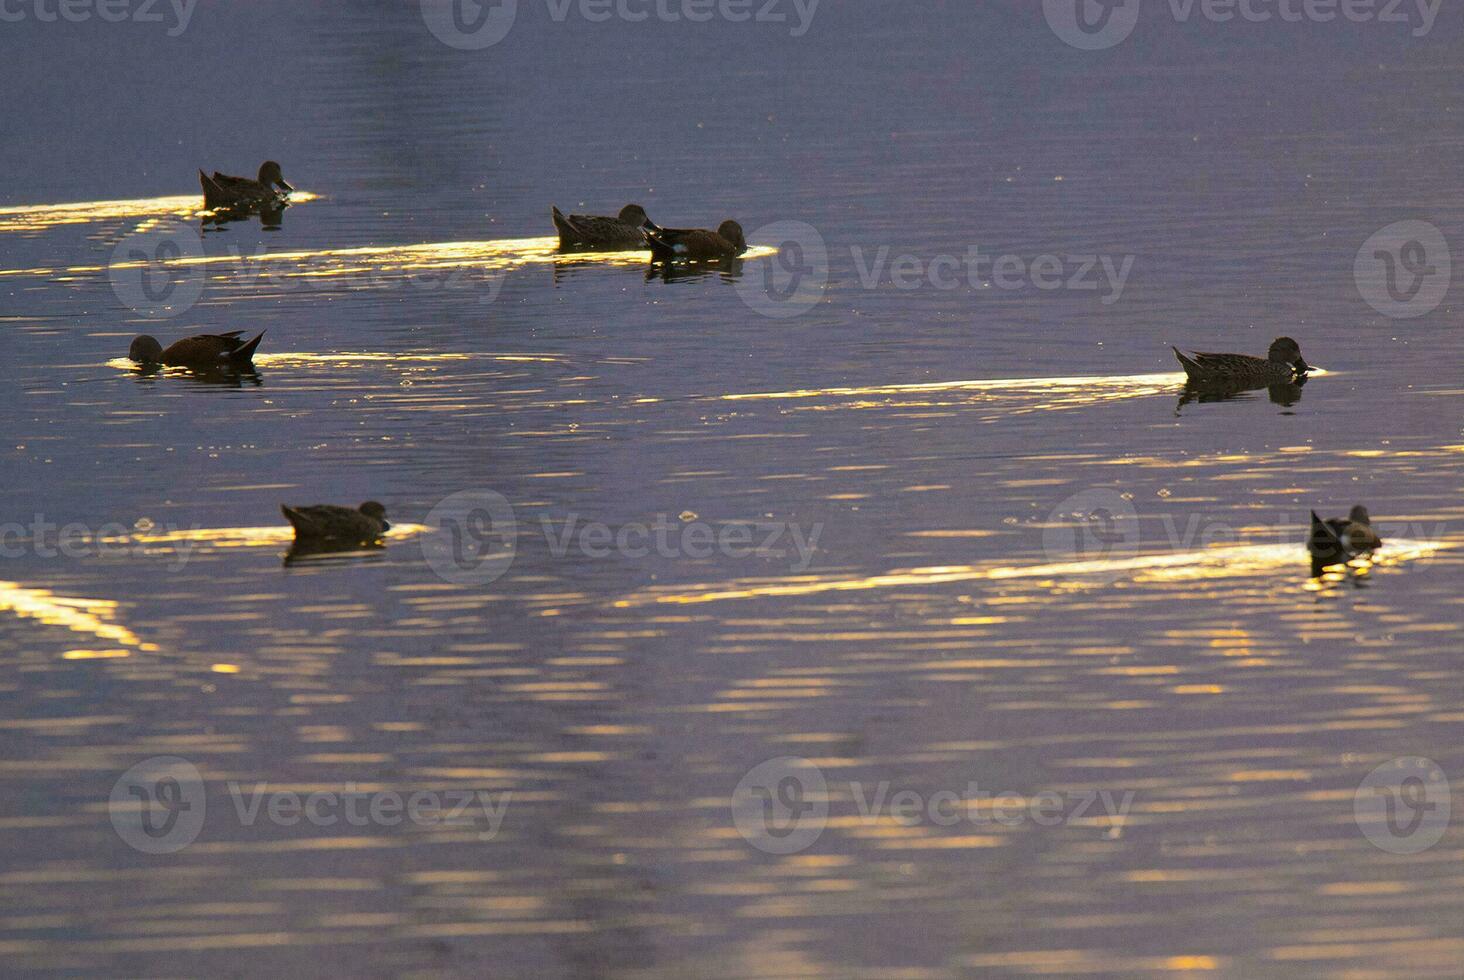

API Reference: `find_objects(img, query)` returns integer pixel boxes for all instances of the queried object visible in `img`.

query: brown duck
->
[200,161,293,210]
[1173,337,1310,386]
[552,204,655,250]
[128,330,264,369]
[646,219,747,261]
[1309,505,1382,575]
[281,502,390,546]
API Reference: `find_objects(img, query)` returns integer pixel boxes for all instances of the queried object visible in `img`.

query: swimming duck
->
[200,161,293,210]
[1173,337,1310,386]
[1309,505,1382,574]
[645,219,747,261]
[552,204,655,251]
[281,502,390,546]
[128,330,264,369]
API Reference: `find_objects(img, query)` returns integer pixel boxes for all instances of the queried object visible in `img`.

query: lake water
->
[1,2,1461,976]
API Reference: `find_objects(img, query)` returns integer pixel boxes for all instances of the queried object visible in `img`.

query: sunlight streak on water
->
[0,192,321,234]
[0,234,778,281]
[612,538,1447,607]
[0,581,157,652]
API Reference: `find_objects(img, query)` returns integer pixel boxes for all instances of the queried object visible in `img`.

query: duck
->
[281,502,390,546]
[1172,337,1310,386]
[200,161,293,210]
[551,204,656,251]
[645,219,747,262]
[1309,505,1382,573]
[128,330,264,369]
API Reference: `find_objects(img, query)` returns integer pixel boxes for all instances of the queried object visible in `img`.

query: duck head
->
[1268,337,1309,374]
[1348,505,1371,525]
[717,220,747,254]
[618,204,650,226]
[129,335,164,364]
[359,501,389,531]
[257,160,293,193]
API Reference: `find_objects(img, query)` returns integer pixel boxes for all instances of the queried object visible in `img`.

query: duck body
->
[1309,505,1382,573]
[1173,337,1309,386]
[128,330,264,369]
[552,204,653,251]
[645,219,747,261]
[201,161,293,210]
[281,502,390,546]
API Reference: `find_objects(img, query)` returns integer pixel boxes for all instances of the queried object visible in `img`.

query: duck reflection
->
[202,200,289,233]
[128,363,263,387]
[646,256,744,284]
[1175,376,1306,413]
[283,540,387,566]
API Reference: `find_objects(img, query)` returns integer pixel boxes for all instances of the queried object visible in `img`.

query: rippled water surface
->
[2,3,1462,976]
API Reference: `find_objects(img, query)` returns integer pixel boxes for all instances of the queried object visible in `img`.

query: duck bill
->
[276,178,294,193]
[1293,357,1311,374]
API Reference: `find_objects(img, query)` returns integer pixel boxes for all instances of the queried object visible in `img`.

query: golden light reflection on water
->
[96,523,429,551]
[614,537,1446,607]
[710,369,1333,415]
[0,581,157,653]
[1,234,777,282]
[0,192,321,234]
[103,353,557,372]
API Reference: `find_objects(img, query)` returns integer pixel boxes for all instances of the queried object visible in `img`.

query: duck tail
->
[1307,510,1344,559]
[1172,346,1202,380]
[231,330,265,365]
[551,206,576,241]
[281,505,307,532]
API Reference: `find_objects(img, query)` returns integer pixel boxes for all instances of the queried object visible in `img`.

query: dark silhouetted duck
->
[1309,505,1382,575]
[281,502,390,547]
[200,161,293,210]
[646,219,747,261]
[552,204,655,250]
[128,330,264,369]
[1173,337,1310,386]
